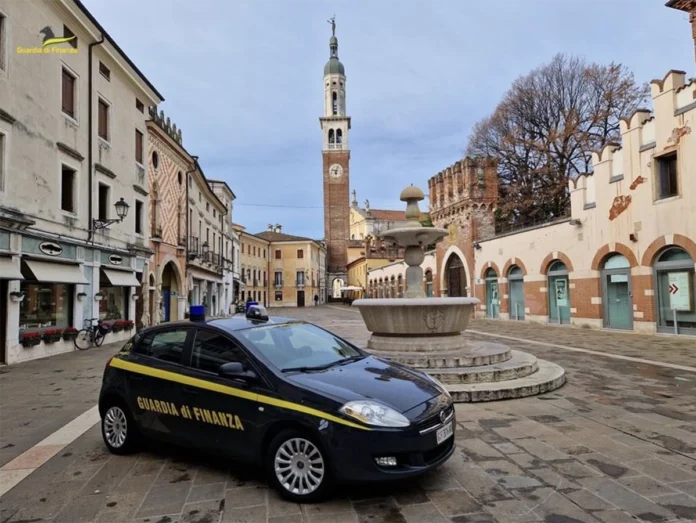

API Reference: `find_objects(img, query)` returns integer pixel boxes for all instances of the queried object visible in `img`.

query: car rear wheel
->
[266,429,331,502]
[101,400,140,455]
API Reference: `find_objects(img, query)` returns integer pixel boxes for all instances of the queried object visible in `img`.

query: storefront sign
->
[109,254,123,266]
[555,279,568,307]
[668,272,691,312]
[39,241,63,257]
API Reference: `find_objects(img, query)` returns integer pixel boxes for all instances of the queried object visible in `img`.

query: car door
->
[127,326,195,441]
[175,327,262,458]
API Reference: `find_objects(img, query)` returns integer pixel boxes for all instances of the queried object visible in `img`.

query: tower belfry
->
[319,17,351,297]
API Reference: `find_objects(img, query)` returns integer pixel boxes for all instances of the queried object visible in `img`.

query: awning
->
[102,268,141,287]
[0,257,24,280]
[339,286,364,291]
[23,259,88,284]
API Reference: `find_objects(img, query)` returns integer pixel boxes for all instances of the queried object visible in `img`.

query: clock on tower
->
[319,17,351,294]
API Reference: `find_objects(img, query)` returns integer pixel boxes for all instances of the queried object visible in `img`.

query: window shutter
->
[98,100,108,139]
[135,130,143,163]
[62,70,74,117]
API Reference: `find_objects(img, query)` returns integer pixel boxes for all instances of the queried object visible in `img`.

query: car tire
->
[266,429,332,502]
[101,399,140,455]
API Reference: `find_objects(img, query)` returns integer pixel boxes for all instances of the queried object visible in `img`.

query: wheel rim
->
[274,438,325,496]
[104,406,128,448]
[74,331,91,349]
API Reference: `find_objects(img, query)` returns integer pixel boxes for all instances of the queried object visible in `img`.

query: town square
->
[1,0,696,522]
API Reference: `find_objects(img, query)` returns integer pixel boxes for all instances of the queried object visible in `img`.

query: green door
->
[602,254,633,330]
[507,266,525,320]
[548,275,571,324]
[485,269,499,318]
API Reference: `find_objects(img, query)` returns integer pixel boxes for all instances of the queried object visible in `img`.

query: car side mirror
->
[218,361,257,383]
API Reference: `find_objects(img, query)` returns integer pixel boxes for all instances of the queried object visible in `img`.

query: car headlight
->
[426,373,451,399]
[340,400,410,428]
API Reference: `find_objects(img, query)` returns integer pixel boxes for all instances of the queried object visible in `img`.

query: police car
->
[99,306,455,501]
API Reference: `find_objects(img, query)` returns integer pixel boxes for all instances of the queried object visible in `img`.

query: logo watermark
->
[17,25,78,55]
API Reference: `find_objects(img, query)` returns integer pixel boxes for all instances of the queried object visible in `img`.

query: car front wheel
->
[101,401,140,455]
[266,429,331,502]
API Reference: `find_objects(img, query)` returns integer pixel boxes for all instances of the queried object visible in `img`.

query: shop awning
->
[0,257,24,280]
[102,269,141,287]
[23,259,88,284]
[339,286,364,291]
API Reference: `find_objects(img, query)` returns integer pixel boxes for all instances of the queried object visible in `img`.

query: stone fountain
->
[353,186,565,403]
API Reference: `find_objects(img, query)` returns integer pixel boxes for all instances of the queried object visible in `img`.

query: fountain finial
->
[400,185,425,226]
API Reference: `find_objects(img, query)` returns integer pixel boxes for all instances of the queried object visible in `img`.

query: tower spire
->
[327,14,336,36]
[327,15,338,58]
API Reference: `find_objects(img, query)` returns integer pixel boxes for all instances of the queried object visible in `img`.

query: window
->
[135,98,144,113]
[0,13,6,71]
[19,282,73,332]
[188,176,192,187]
[206,202,210,212]
[99,61,110,80]
[135,130,143,164]
[178,171,182,185]
[60,165,76,213]
[152,151,159,169]
[237,323,361,372]
[63,25,77,48]
[213,209,216,218]
[98,99,109,140]
[136,329,188,364]
[0,132,5,192]
[135,200,143,234]
[263,249,266,259]
[657,153,678,199]
[192,330,246,373]
[297,249,304,259]
[332,91,337,115]
[274,271,282,286]
[61,68,76,118]
[275,249,281,260]
[296,271,305,286]
[275,291,283,301]
[98,183,110,220]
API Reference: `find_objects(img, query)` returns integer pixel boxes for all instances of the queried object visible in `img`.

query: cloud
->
[84,0,694,238]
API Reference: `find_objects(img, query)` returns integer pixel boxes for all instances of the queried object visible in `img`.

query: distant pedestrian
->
[314,294,319,306]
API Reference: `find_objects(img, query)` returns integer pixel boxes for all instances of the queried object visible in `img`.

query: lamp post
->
[92,198,130,231]
[201,241,209,262]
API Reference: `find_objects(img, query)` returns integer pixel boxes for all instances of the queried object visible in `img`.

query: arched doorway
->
[485,268,499,318]
[161,262,181,322]
[601,254,633,330]
[332,278,344,299]
[654,247,695,335]
[548,260,570,324]
[445,254,467,297]
[508,266,525,320]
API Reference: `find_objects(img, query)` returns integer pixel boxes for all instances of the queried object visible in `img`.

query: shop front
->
[98,267,140,342]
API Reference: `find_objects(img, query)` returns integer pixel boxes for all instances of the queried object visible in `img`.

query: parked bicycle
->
[74,318,111,350]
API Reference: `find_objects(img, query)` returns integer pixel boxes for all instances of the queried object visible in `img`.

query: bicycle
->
[74,318,111,350]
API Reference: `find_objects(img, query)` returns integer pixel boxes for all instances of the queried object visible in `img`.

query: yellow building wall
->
[349,208,367,240]
[268,242,323,307]
[239,233,269,305]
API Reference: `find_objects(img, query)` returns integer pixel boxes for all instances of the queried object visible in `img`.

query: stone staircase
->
[369,340,565,403]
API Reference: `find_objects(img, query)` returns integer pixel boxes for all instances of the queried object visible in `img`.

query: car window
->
[192,330,247,374]
[136,329,188,364]
[237,323,361,371]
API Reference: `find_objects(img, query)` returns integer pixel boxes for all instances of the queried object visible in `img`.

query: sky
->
[84,0,694,239]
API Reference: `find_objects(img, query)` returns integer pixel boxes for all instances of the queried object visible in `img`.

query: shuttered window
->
[135,130,143,163]
[62,68,75,118]
[98,99,108,140]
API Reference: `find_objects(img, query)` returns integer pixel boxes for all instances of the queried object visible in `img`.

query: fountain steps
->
[428,351,538,384]
[446,360,566,403]
[369,343,511,369]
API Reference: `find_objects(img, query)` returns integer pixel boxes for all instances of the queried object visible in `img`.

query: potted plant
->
[111,320,124,333]
[94,292,105,301]
[43,329,63,343]
[10,290,26,303]
[77,292,88,301]
[124,320,135,330]
[21,332,41,347]
[63,327,79,341]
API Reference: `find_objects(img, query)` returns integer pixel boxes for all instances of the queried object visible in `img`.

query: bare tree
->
[467,54,649,227]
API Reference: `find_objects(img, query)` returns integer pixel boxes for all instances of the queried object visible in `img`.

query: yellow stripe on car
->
[110,358,370,431]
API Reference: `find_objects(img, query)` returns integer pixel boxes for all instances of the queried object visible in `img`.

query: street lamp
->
[92,198,130,231]
[201,241,209,260]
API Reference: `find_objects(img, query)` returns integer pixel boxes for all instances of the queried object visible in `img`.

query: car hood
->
[284,356,441,414]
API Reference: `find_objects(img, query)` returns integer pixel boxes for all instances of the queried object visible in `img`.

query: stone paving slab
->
[1,306,696,522]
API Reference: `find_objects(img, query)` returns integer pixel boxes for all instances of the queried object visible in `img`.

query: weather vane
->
[327,14,336,36]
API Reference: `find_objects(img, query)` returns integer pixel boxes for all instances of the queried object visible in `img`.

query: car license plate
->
[436,421,453,445]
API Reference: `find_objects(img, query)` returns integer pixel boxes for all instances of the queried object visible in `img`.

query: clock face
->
[329,164,343,178]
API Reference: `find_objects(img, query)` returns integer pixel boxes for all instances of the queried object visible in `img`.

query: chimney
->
[274,224,282,233]
[267,223,273,231]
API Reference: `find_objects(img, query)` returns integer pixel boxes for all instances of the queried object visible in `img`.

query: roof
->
[207,179,237,200]
[72,0,164,101]
[324,58,345,76]
[254,231,316,243]
[665,0,693,10]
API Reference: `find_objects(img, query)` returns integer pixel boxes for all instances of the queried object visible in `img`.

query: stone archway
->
[440,245,471,297]
[445,253,468,297]
[332,278,345,299]
[158,257,184,322]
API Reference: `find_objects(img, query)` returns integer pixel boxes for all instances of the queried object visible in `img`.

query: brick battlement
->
[149,106,183,145]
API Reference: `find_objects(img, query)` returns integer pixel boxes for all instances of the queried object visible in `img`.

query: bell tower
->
[320,16,351,296]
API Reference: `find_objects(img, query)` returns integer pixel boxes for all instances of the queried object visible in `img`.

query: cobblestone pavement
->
[1,306,696,523]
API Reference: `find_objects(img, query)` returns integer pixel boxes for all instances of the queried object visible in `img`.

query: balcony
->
[253,279,258,287]
[152,225,162,239]
[327,143,343,150]
[188,236,199,255]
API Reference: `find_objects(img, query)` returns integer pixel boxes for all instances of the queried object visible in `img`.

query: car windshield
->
[236,322,363,372]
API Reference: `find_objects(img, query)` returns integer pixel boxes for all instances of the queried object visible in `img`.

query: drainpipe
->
[184,157,198,305]
[87,34,105,244]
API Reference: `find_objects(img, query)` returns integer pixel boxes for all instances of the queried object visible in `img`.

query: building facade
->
[143,109,189,326]
[208,180,239,315]
[320,21,351,300]
[237,225,269,307]
[0,0,163,364]
[186,164,227,317]
[367,252,437,299]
